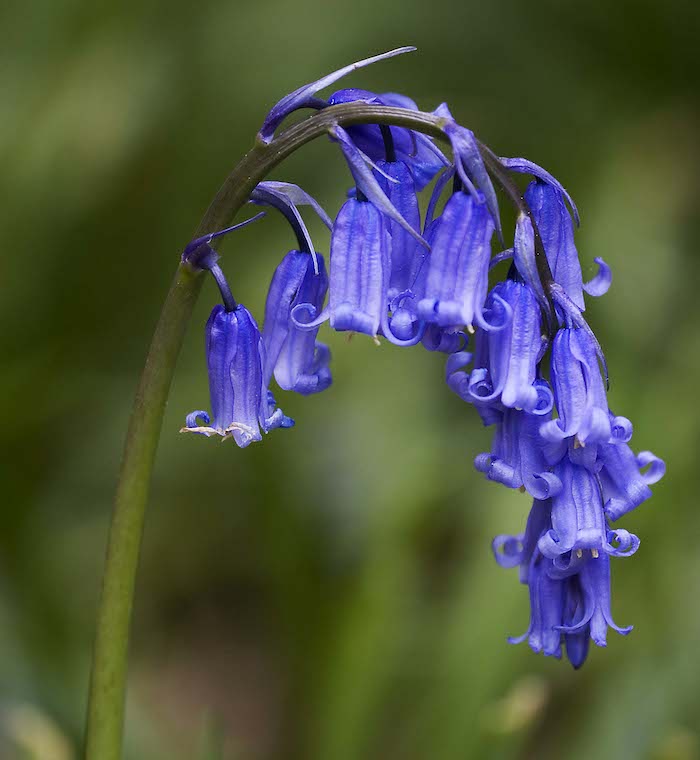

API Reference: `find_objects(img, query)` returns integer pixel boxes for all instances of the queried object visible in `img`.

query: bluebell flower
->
[540,327,631,447]
[537,457,640,560]
[445,277,553,418]
[183,304,294,447]
[178,51,665,669]
[481,279,548,413]
[416,190,496,330]
[526,180,611,310]
[495,497,635,666]
[493,500,568,659]
[474,409,562,500]
[598,441,666,521]
[293,196,387,337]
[262,250,331,395]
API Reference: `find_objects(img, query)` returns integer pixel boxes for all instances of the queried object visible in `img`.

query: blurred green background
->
[2,0,699,758]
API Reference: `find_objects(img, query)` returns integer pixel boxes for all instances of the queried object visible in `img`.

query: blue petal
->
[488,280,544,414]
[513,214,547,307]
[492,534,525,569]
[540,327,612,445]
[598,441,656,521]
[262,251,311,385]
[637,451,665,484]
[603,529,640,558]
[477,409,561,499]
[583,257,612,297]
[424,167,455,231]
[581,554,632,644]
[376,160,422,299]
[262,250,331,394]
[182,304,293,448]
[539,459,607,558]
[549,286,609,386]
[416,191,495,330]
[329,199,387,336]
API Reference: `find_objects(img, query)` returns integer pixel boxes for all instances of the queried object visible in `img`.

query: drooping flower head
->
[417,189,496,331]
[183,304,293,447]
[526,179,611,310]
[178,49,665,670]
[262,250,331,395]
[540,326,631,448]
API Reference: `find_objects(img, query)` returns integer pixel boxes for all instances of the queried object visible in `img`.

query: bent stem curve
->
[83,101,514,759]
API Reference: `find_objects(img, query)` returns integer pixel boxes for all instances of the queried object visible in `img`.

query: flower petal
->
[583,257,612,297]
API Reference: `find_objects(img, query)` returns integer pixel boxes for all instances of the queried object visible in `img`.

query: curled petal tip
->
[583,257,612,298]
[637,451,666,484]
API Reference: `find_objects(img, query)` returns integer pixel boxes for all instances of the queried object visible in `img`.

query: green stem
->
[84,263,203,759]
[83,102,451,760]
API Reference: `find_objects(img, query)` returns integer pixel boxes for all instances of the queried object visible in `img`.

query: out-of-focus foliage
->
[1,0,699,758]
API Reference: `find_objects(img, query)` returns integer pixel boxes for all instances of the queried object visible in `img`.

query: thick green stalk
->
[83,103,451,760]
[84,263,204,759]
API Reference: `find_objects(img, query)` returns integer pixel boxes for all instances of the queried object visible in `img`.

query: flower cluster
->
[180,49,664,667]
[446,179,665,666]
